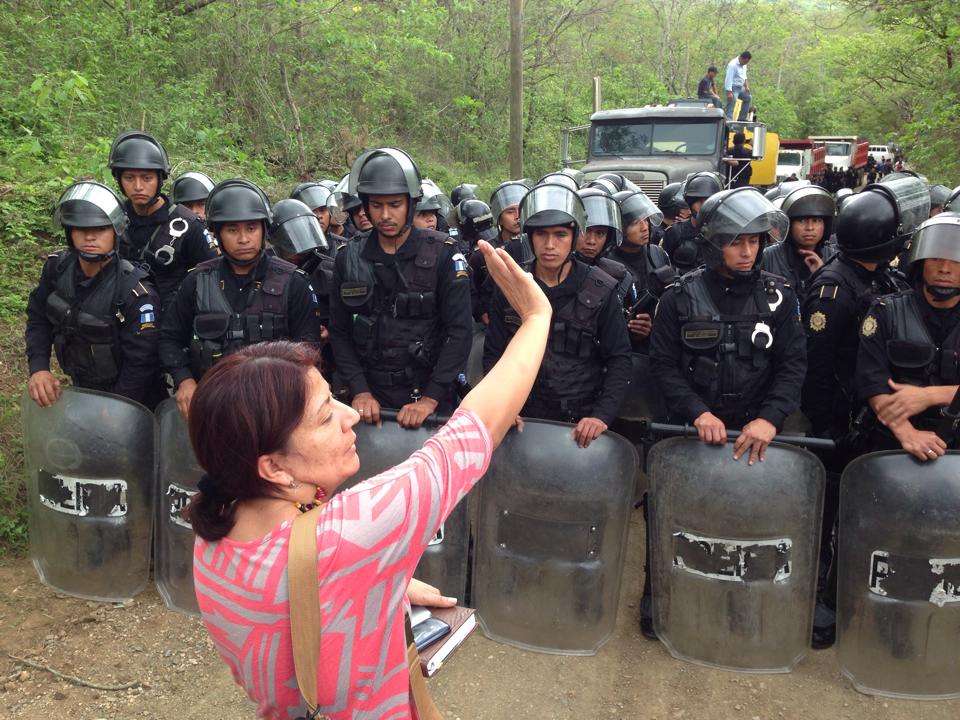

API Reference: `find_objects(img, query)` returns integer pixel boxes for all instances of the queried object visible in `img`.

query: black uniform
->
[329,227,473,410]
[25,252,164,408]
[608,243,675,349]
[483,257,633,426]
[801,255,909,440]
[661,219,702,275]
[761,237,838,299]
[121,195,220,307]
[649,267,806,429]
[855,288,960,448]
[159,254,321,389]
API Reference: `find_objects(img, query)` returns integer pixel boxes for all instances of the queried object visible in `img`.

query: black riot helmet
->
[270,198,329,260]
[780,186,836,245]
[349,147,422,228]
[490,181,530,229]
[945,185,960,213]
[586,177,619,196]
[658,182,688,219]
[907,212,960,299]
[54,181,129,262]
[559,167,585,187]
[291,182,333,212]
[205,179,272,266]
[172,171,215,205]
[697,187,788,279]
[929,184,951,213]
[538,172,580,194]
[520,183,586,239]
[618,191,664,230]
[835,187,854,208]
[108,130,171,203]
[450,183,479,207]
[682,171,723,207]
[834,176,930,263]
[458,199,499,246]
[578,188,623,251]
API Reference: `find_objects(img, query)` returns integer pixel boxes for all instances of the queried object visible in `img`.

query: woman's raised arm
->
[459,241,551,446]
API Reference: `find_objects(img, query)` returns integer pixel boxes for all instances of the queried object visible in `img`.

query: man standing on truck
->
[723,51,752,121]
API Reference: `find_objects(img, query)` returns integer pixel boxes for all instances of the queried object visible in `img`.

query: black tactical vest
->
[508,265,618,420]
[880,291,960,425]
[761,239,838,298]
[808,256,907,392]
[676,269,787,424]
[45,253,148,387]
[136,204,209,269]
[337,232,446,387]
[189,256,295,376]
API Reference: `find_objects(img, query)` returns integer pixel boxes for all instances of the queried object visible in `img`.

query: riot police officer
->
[856,212,960,461]
[490,180,528,244]
[575,188,634,304]
[171,171,215,221]
[269,199,334,329]
[802,177,929,443]
[412,187,445,232]
[328,148,473,429]
[160,179,321,417]
[26,181,164,409]
[334,173,373,239]
[609,191,676,351]
[108,131,219,306]
[657,182,689,230]
[800,176,928,648]
[650,187,806,460]
[456,198,498,254]
[470,181,530,324]
[928,184,951,217]
[662,171,723,275]
[291,181,348,248]
[761,185,838,298]
[483,182,632,448]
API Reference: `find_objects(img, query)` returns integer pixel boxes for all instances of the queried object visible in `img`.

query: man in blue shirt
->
[723,51,752,120]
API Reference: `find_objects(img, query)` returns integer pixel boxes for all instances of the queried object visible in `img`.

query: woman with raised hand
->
[187,239,551,719]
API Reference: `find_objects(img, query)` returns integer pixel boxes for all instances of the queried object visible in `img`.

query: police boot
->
[639,593,658,641]
[811,603,836,649]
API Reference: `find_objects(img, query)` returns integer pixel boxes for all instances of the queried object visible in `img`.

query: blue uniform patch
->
[452,252,469,278]
[139,303,155,325]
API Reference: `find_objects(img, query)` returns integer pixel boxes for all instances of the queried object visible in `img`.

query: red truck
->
[808,135,870,182]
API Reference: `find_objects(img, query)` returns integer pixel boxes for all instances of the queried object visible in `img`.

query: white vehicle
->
[776,148,810,182]
[869,144,891,164]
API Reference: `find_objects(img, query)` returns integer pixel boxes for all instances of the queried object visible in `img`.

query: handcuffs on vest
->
[750,283,783,351]
[153,217,190,267]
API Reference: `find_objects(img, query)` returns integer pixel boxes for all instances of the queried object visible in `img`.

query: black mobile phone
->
[413,617,451,651]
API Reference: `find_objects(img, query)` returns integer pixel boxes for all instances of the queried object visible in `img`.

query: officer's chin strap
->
[225,246,264,268]
[925,282,960,301]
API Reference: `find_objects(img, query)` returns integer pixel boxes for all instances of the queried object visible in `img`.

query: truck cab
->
[562,104,772,196]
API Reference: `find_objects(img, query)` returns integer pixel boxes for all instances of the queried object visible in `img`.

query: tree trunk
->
[280,61,308,177]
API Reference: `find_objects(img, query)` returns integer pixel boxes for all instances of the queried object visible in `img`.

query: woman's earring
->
[288,479,300,490]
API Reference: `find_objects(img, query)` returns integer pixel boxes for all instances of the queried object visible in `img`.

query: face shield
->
[868,175,931,238]
[700,188,789,247]
[520,183,586,236]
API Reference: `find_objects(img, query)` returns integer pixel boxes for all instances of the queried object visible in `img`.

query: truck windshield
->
[591,120,718,157]
[778,151,802,166]
[824,142,850,156]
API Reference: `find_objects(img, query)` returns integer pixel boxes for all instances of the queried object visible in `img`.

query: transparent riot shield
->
[472,420,637,654]
[837,451,960,699]
[342,416,471,602]
[618,353,666,422]
[648,437,824,672]
[466,323,485,389]
[22,387,155,602]
[154,398,202,615]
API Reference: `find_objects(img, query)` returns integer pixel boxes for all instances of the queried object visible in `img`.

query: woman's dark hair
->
[186,341,320,541]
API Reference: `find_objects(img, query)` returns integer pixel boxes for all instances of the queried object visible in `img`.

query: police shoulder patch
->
[138,303,156,330]
[451,252,469,279]
[809,310,827,332]
[861,315,878,338]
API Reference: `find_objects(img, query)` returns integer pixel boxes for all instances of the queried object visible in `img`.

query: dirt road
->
[3,511,958,719]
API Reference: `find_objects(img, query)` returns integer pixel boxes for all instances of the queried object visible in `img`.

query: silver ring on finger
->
[928,449,937,456]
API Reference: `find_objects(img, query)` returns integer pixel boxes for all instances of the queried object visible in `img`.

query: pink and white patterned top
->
[194,409,492,720]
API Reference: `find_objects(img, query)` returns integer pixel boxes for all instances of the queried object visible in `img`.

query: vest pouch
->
[674,240,698,268]
[652,264,677,287]
[886,339,936,370]
[193,313,231,341]
[689,355,720,389]
[76,312,115,344]
[681,322,723,352]
[339,282,371,309]
[351,314,376,354]
[45,292,73,327]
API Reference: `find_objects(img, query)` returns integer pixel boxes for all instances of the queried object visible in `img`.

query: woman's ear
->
[257,453,293,490]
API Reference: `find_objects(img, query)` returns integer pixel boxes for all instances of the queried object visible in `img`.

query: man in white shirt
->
[723,51,752,120]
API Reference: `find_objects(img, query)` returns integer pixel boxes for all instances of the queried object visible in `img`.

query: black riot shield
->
[22,387,155,602]
[155,398,202,615]
[618,353,666,422]
[648,437,825,671]
[837,451,960,699]
[472,420,637,654]
[342,416,471,602]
